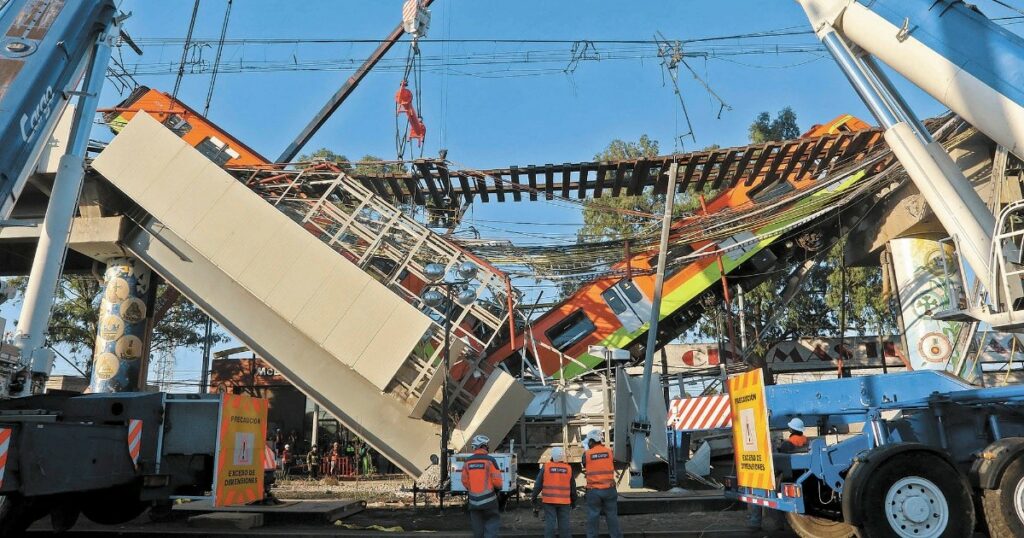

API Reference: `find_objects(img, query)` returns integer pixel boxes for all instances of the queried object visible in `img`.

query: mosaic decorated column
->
[90,257,156,392]
[889,237,969,372]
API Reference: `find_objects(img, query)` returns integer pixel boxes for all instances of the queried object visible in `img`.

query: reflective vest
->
[789,433,807,448]
[460,449,503,510]
[584,444,615,489]
[263,445,277,471]
[541,462,573,505]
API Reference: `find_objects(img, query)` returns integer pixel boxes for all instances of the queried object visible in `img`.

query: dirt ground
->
[27,477,796,536]
[270,477,785,535]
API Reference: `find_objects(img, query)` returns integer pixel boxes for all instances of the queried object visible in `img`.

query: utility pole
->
[630,162,678,487]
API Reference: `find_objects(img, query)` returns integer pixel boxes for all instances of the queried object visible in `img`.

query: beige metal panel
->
[91,113,183,197]
[161,160,233,239]
[181,181,251,258]
[291,257,371,345]
[355,305,431,390]
[123,221,439,477]
[322,284,399,367]
[135,146,210,220]
[235,215,310,302]
[206,192,295,279]
[453,370,534,452]
[263,232,335,322]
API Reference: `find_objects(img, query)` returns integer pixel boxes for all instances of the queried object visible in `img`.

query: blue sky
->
[5,0,1024,384]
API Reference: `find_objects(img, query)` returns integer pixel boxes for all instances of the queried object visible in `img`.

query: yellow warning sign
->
[727,369,775,491]
[213,394,269,507]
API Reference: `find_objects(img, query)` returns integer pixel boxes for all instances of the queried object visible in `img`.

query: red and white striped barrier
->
[667,395,732,431]
[127,419,142,469]
[0,427,10,488]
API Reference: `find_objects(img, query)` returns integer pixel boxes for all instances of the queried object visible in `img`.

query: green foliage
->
[749,107,801,144]
[296,147,351,169]
[352,155,405,176]
[4,275,227,376]
[715,241,897,357]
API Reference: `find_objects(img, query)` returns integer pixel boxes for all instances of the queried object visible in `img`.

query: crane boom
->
[798,0,1024,329]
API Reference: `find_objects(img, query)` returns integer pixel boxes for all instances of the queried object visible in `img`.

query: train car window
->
[545,309,596,352]
[648,243,694,267]
[620,279,643,303]
[601,288,628,315]
[164,114,192,137]
[750,180,795,203]
[196,136,242,167]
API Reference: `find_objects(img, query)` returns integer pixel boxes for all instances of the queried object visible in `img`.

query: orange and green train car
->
[101,85,270,168]
[484,115,878,380]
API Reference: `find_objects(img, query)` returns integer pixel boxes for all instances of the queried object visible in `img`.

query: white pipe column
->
[630,162,678,487]
[13,20,116,396]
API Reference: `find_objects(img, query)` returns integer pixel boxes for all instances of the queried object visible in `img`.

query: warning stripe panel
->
[127,419,142,468]
[667,395,732,431]
[0,427,11,489]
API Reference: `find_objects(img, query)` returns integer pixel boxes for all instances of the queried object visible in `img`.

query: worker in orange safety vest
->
[531,446,577,538]
[460,435,503,538]
[582,429,622,538]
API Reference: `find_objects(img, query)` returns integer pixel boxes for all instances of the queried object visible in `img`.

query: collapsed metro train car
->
[484,115,883,380]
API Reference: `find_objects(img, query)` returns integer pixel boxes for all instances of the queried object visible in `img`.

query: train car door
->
[601,279,652,333]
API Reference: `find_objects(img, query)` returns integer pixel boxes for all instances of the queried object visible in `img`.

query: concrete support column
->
[888,238,969,372]
[90,257,156,392]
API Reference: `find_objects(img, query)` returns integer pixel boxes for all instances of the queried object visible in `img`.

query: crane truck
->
[723,1,1024,537]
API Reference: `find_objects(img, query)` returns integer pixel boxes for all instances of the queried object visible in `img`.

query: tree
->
[296,147,351,169]
[749,107,801,144]
[3,275,227,378]
[352,154,405,176]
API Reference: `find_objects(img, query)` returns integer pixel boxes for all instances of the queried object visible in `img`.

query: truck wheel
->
[49,503,80,533]
[981,453,1024,537]
[785,512,856,538]
[0,495,37,536]
[856,452,973,538]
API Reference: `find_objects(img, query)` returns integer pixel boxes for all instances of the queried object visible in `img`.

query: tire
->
[49,503,80,533]
[80,485,148,525]
[855,452,973,538]
[81,500,147,525]
[981,453,1024,538]
[786,512,856,538]
[0,495,39,536]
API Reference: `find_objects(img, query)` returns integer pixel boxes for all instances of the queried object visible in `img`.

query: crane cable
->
[172,0,202,103]
[203,0,233,116]
[396,0,428,164]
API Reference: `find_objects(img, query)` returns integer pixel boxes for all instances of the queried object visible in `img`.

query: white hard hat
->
[585,429,604,446]
[550,447,565,462]
[787,418,805,433]
[471,435,490,449]
[284,444,290,449]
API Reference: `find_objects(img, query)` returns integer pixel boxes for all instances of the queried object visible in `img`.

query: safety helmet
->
[471,435,490,449]
[585,429,605,447]
[787,418,805,433]
[284,444,290,450]
[550,447,565,462]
